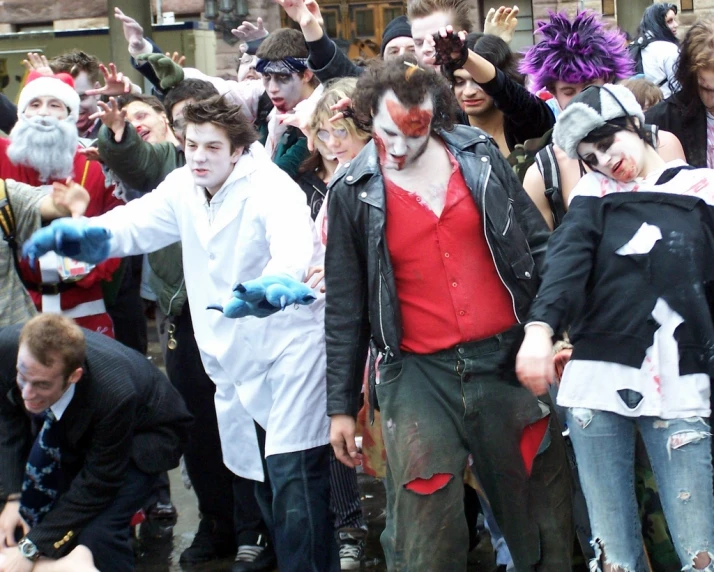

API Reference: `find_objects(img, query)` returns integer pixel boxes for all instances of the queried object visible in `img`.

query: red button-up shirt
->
[384,152,517,354]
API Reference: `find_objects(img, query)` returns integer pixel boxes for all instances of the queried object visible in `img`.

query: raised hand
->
[136,53,184,90]
[52,178,91,218]
[114,7,145,52]
[23,219,112,267]
[231,17,269,42]
[277,108,316,149]
[89,97,127,140]
[22,52,53,76]
[484,5,519,44]
[85,63,132,96]
[273,0,315,28]
[165,51,186,67]
[430,26,469,72]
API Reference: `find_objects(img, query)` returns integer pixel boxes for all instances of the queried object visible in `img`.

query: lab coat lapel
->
[209,151,259,238]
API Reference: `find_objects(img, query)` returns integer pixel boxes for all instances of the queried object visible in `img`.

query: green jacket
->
[98,123,187,316]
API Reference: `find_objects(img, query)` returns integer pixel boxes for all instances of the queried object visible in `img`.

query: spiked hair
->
[520,11,633,92]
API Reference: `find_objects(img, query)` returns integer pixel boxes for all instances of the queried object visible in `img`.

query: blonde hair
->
[20,314,86,378]
[309,78,371,142]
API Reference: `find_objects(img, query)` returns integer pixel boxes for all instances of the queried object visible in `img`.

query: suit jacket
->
[0,325,192,558]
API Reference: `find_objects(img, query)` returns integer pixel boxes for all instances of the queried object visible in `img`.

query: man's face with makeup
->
[262,72,305,113]
[372,89,433,171]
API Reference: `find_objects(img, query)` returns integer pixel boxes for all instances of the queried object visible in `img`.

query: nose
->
[463,81,482,96]
[267,79,280,94]
[21,382,35,401]
[392,137,407,156]
[596,150,613,168]
[327,132,341,151]
[192,147,207,162]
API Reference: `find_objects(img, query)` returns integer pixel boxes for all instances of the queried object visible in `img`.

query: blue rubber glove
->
[208,274,317,318]
[22,218,112,266]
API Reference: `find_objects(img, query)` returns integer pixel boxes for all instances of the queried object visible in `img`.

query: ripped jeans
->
[376,328,573,571]
[567,409,714,572]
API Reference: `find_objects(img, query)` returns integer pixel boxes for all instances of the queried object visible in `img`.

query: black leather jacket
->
[324,125,551,417]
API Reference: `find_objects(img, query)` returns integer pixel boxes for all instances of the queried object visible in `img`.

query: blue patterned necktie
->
[19,410,62,528]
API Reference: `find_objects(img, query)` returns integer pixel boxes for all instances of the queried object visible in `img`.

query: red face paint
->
[386,99,432,138]
[374,134,388,164]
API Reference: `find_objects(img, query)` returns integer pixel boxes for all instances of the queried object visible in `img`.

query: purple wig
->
[520,11,634,91]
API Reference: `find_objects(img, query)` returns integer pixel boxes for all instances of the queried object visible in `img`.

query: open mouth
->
[138,129,151,141]
[612,160,623,175]
[193,168,209,176]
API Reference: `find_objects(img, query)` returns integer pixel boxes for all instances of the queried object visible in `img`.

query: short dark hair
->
[50,50,102,85]
[163,79,219,123]
[406,0,472,33]
[182,94,259,152]
[352,55,458,133]
[20,314,86,379]
[117,93,167,116]
[256,28,309,60]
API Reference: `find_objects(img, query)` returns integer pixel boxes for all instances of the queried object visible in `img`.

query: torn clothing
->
[528,162,714,419]
[568,410,714,572]
[377,328,573,571]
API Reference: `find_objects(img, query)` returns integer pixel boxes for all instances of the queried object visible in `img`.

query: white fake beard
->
[8,115,78,182]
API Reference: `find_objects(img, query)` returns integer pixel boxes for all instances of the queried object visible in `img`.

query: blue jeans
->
[254,424,339,572]
[567,409,714,571]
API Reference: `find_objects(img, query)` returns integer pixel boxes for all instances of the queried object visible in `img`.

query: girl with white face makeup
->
[517,84,714,572]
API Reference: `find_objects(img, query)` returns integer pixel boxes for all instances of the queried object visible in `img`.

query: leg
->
[330,450,366,571]
[106,255,148,354]
[567,408,647,572]
[638,416,714,571]
[76,463,158,572]
[376,353,471,571]
[461,332,572,572]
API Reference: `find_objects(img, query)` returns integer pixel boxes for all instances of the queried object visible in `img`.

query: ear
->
[67,367,83,385]
[231,146,245,164]
[302,69,314,84]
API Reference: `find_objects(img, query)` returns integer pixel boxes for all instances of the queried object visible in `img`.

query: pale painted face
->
[184,122,243,195]
[16,344,81,415]
[372,89,433,171]
[665,9,679,37]
[698,69,714,114]
[553,78,606,111]
[124,101,170,144]
[24,96,69,121]
[577,129,647,183]
[315,120,367,165]
[262,72,306,113]
[238,53,260,82]
[383,36,417,61]
[73,71,100,133]
[410,11,454,69]
[452,69,494,118]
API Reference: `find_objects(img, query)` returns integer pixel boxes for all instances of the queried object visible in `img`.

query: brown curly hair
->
[182,94,259,152]
[351,55,458,132]
[50,50,102,85]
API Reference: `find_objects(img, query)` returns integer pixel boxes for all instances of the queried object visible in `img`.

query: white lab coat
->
[90,143,329,481]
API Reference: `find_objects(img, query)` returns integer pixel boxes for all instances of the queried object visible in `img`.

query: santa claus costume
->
[1,71,121,335]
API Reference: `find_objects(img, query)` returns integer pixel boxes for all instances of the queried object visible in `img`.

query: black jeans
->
[376,327,573,571]
[76,463,158,572]
[254,423,339,572]
[165,303,265,541]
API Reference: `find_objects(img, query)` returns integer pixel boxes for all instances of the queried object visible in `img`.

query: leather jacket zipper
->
[377,259,392,362]
[480,164,520,321]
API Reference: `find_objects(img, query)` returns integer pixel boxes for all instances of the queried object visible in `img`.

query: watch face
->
[19,538,39,560]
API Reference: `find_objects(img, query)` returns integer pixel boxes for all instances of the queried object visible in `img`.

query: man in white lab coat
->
[24,94,337,572]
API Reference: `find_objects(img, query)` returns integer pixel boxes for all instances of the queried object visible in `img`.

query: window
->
[355,9,375,37]
[681,0,693,11]
[602,0,615,16]
[383,6,404,25]
[324,10,339,38]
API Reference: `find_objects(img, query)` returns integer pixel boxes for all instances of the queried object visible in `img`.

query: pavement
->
[134,320,501,571]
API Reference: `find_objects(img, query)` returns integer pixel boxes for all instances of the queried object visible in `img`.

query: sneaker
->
[338,529,365,571]
[179,517,236,564]
[231,534,277,572]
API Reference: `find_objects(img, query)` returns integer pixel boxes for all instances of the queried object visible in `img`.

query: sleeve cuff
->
[524,321,554,337]
[306,32,337,71]
[128,38,153,59]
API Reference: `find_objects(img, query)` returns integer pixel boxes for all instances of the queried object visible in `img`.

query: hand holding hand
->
[515,324,555,396]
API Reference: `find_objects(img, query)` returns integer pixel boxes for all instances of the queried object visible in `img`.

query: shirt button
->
[452,282,457,287]
[444,252,450,258]
[360,192,367,198]
[209,253,216,260]
[459,310,465,316]
[344,162,350,168]
[479,134,486,140]
[525,271,531,278]
[416,197,422,202]
[346,175,354,181]
[458,347,465,354]
[480,157,488,163]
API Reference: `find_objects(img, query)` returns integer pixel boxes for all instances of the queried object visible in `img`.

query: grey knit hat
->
[553,83,646,159]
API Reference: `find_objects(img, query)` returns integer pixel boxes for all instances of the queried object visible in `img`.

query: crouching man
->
[0,314,192,571]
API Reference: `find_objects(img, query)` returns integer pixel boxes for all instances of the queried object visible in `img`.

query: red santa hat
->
[17,71,81,123]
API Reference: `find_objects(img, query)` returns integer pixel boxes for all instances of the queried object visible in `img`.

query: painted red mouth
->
[462,99,484,106]
[612,160,623,176]
[193,168,209,176]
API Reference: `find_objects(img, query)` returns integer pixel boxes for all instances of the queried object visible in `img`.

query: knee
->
[404,473,454,495]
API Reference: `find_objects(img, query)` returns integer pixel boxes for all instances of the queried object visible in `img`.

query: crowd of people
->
[1,1,714,571]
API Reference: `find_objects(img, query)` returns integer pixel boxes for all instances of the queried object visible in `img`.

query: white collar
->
[50,383,76,421]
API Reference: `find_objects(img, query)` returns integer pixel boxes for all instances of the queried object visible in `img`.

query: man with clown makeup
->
[324,56,573,571]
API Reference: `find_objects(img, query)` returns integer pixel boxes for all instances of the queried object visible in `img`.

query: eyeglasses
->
[316,127,348,142]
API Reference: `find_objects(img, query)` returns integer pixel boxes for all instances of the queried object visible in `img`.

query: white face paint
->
[184,122,242,195]
[577,129,647,183]
[410,11,453,69]
[262,72,305,113]
[372,89,433,171]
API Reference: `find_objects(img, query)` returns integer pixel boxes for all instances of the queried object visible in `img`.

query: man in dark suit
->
[0,314,192,572]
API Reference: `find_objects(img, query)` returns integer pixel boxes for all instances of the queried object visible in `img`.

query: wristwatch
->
[18,537,41,562]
